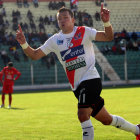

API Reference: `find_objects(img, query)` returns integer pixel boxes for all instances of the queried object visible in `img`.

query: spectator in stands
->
[5,19,9,29]
[119,40,125,54]
[48,1,53,10]
[0,0,3,8]
[49,15,53,24]
[77,11,83,26]
[104,44,112,55]
[23,22,29,32]
[95,11,100,21]
[13,22,18,31]
[1,50,11,66]
[59,0,65,8]
[131,31,138,41]
[38,22,45,33]
[20,22,24,29]
[39,16,44,24]
[27,10,34,23]
[112,43,117,55]
[44,15,50,25]
[39,32,48,44]
[33,0,39,8]
[17,0,22,8]
[0,62,21,109]
[7,32,16,46]
[126,40,133,50]
[23,0,29,8]
[95,0,100,6]
[132,40,139,51]
[16,6,140,140]
[70,0,78,16]
[1,8,6,17]
[0,13,4,24]
[16,9,21,19]
[14,50,20,62]
[30,21,36,32]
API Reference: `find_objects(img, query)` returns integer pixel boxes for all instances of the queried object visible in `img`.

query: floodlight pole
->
[123,39,128,82]
[55,63,58,84]
[31,63,34,85]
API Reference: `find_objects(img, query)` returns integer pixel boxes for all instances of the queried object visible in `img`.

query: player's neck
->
[62,26,74,34]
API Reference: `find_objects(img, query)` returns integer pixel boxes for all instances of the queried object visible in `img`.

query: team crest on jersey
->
[74,32,82,40]
[57,39,64,45]
[60,45,85,61]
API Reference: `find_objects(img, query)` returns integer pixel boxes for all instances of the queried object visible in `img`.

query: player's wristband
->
[103,21,111,27]
[20,42,29,49]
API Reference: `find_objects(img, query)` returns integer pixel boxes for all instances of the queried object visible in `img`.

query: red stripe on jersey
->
[66,26,85,88]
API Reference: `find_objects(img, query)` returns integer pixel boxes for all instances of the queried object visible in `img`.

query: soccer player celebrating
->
[16,5,140,140]
[0,62,21,109]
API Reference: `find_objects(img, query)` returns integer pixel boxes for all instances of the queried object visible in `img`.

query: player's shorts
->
[2,83,13,94]
[73,78,104,117]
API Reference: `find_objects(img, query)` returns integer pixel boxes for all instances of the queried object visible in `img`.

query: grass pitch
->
[0,87,140,140]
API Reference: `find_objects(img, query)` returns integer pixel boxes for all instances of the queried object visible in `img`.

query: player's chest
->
[56,37,86,61]
[5,70,14,75]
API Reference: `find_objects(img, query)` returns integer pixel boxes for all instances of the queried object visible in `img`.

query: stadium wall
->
[3,0,139,2]
[0,80,140,91]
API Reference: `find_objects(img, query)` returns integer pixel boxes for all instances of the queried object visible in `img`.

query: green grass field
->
[0,87,140,140]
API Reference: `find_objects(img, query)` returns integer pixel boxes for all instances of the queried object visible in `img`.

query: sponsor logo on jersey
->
[57,39,64,45]
[60,45,85,61]
[65,57,86,71]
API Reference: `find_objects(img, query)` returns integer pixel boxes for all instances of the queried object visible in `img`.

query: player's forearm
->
[15,72,21,81]
[104,25,114,41]
[23,46,40,60]
[96,25,114,42]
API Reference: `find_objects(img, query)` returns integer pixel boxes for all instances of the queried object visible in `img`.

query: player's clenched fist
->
[100,3,110,23]
[16,24,26,45]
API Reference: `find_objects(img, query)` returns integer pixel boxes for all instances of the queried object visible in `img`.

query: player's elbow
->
[109,34,114,41]
[29,51,41,60]
[107,34,114,41]
[30,56,39,60]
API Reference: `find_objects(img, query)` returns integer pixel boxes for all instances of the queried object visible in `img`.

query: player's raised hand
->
[16,24,26,45]
[100,3,110,23]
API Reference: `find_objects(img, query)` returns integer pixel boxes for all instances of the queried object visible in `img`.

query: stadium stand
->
[0,0,140,89]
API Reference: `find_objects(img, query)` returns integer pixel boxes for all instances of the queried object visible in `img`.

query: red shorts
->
[2,84,13,94]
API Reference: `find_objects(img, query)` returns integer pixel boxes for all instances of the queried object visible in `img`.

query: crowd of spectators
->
[17,0,38,8]
[0,0,140,67]
[0,0,3,8]
[48,1,65,10]
[100,29,140,55]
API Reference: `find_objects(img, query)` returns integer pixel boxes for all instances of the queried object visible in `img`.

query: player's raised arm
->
[16,24,45,60]
[95,3,114,41]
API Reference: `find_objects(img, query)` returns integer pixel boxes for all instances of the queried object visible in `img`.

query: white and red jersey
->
[40,26,100,90]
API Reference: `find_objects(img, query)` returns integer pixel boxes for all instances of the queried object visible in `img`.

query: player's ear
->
[72,18,75,23]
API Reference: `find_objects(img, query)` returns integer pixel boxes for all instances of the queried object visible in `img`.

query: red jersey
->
[0,66,21,85]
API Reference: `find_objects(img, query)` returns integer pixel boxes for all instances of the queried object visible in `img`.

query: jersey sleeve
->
[39,35,56,55]
[85,26,97,41]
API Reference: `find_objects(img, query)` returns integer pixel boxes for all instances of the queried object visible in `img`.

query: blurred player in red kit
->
[0,62,21,109]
